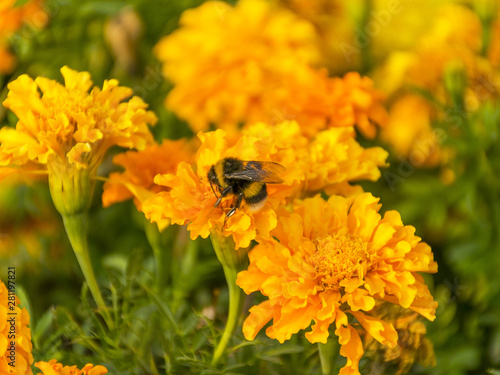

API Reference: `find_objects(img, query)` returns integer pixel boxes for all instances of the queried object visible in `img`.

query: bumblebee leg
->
[214,186,233,207]
[226,193,244,218]
[209,180,219,199]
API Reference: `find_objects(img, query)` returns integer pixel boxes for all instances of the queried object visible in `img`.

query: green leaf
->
[32,308,53,345]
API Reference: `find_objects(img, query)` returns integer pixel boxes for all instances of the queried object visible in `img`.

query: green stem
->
[144,219,171,291]
[318,337,339,375]
[210,230,248,366]
[62,213,113,329]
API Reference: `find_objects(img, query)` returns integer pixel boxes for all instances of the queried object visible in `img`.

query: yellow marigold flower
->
[374,3,498,166]
[35,360,108,375]
[0,0,47,74]
[236,194,437,375]
[0,279,33,375]
[242,121,388,197]
[375,4,483,96]
[0,66,157,215]
[102,138,196,211]
[363,302,436,374]
[380,94,446,168]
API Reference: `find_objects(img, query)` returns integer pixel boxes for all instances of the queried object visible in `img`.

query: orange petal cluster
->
[236,194,437,375]
[0,279,33,375]
[35,360,108,375]
[0,0,47,74]
[241,121,388,198]
[102,138,196,211]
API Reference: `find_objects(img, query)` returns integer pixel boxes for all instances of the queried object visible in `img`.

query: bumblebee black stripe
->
[244,183,267,205]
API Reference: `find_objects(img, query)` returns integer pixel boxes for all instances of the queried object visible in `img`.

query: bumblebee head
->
[207,165,219,187]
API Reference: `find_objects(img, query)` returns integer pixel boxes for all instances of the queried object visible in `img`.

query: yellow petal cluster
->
[142,122,388,249]
[0,279,33,375]
[236,194,437,375]
[242,121,388,197]
[1,66,157,174]
[102,138,196,211]
[35,360,108,375]
[0,0,47,74]
[154,0,386,138]
[363,302,436,374]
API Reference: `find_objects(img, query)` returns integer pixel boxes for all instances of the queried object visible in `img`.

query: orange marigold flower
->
[142,128,287,249]
[35,360,108,375]
[0,0,47,74]
[362,302,436,374]
[0,66,157,216]
[284,71,388,139]
[102,138,196,211]
[154,0,320,132]
[236,194,437,375]
[0,279,33,375]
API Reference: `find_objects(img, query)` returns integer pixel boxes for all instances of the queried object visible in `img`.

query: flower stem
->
[318,337,339,375]
[144,219,171,291]
[210,229,248,366]
[62,213,113,329]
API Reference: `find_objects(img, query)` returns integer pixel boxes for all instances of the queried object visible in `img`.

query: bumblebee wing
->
[225,161,285,183]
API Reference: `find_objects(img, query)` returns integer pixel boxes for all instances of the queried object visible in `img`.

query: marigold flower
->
[0,0,47,74]
[0,66,157,215]
[374,3,498,166]
[363,302,436,374]
[102,138,196,211]
[0,280,33,375]
[380,94,445,168]
[155,0,386,138]
[35,360,108,375]
[155,0,320,133]
[236,194,437,375]
[242,121,388,197]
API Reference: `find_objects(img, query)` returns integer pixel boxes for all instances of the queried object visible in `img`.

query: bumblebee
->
[207,157,285,218]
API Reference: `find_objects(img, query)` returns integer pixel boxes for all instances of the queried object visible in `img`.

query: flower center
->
[309,233,370,290]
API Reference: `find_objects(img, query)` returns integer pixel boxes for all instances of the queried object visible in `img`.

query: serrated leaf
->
[32,308,53,344]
